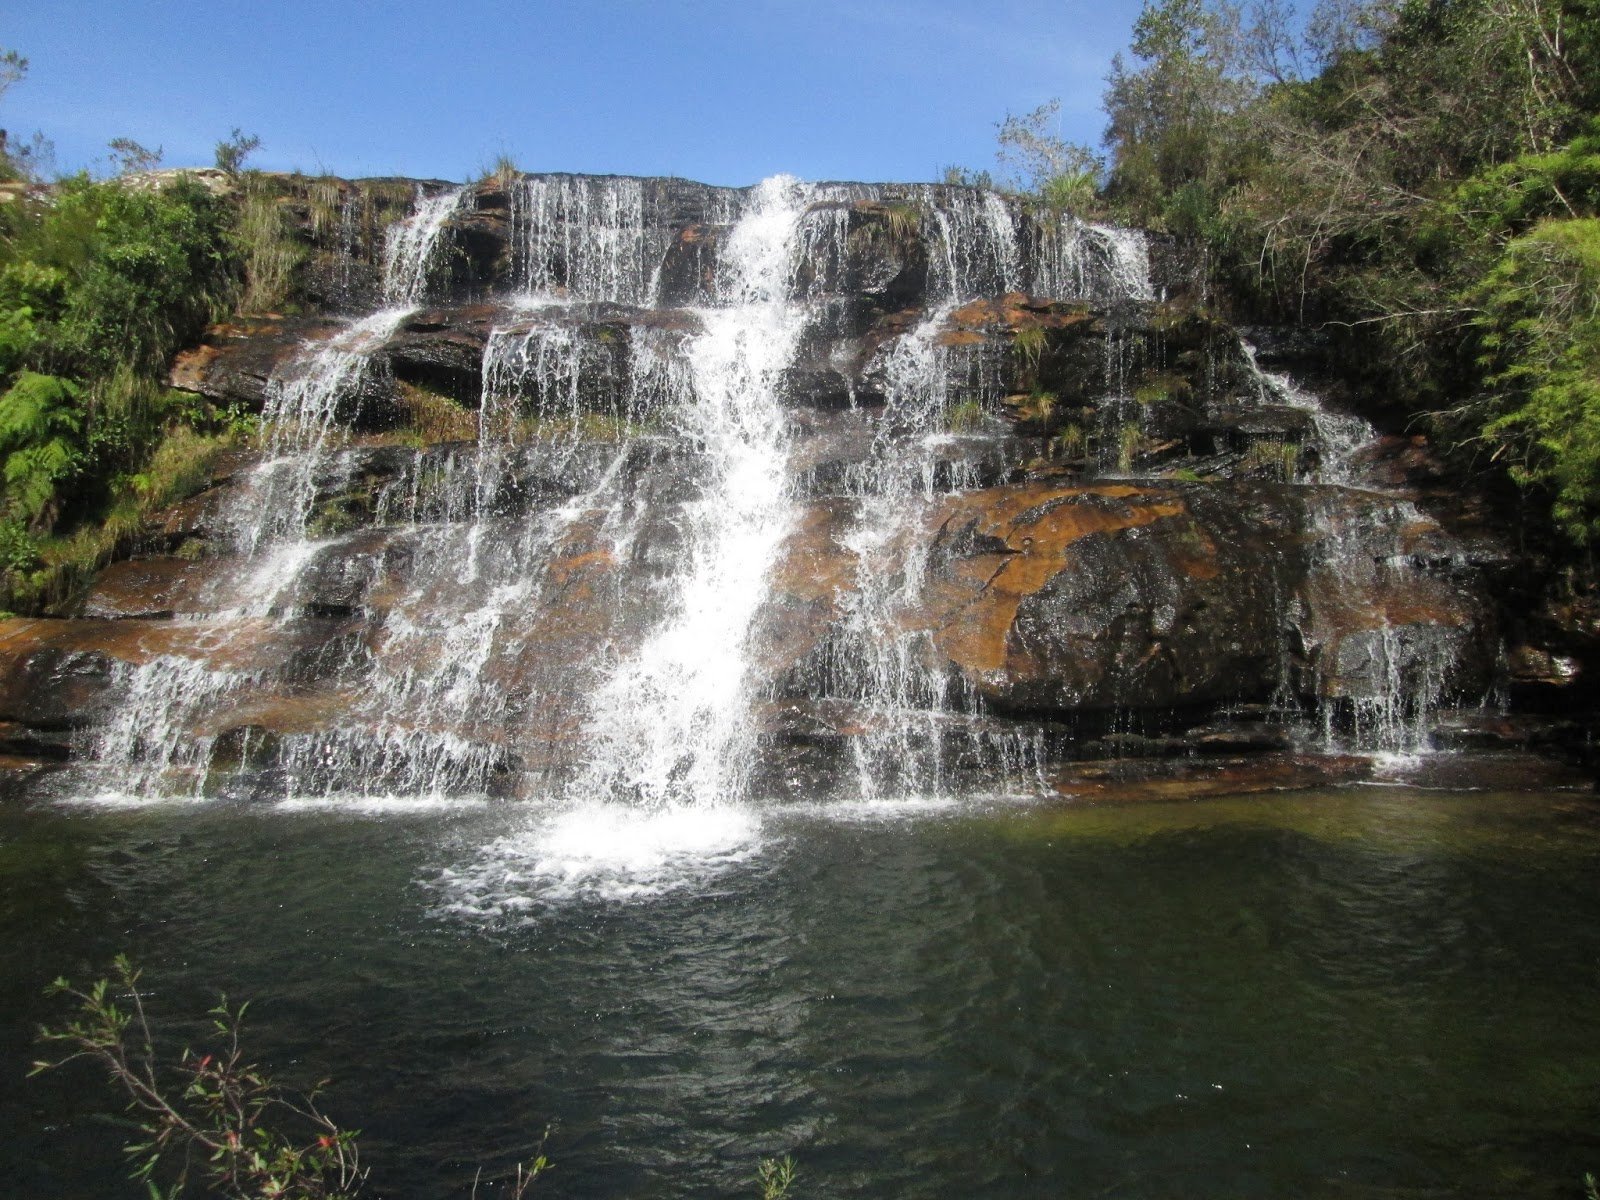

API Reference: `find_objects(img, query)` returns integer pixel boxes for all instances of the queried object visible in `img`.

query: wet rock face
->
[170,316,344,409]
[936,483,1301,712]
[0,171,1540,791]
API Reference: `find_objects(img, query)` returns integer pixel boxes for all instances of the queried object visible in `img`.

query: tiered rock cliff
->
[0,172,1579,802]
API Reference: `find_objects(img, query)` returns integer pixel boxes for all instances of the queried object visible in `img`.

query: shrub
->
[1472,218,1600,541]
[35,959,803,1199]
[32,956,366,1200]
[0,371,82,528]
[214,128,261,176]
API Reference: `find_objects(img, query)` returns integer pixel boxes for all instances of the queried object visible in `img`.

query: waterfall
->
[1032,219,1155,305]
[64,165,1487,818]
[1237,342,1469,754]
[382,185,467,306]
[238,185,467,556]
[1241,342,1370,486]
[577,175,813,808]
[83,188,466,796]
[817,196,1160,801]
[921,188,1024,300]
[505,175,743,304]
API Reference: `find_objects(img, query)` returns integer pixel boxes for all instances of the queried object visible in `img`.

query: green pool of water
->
[2,782,1598,1197]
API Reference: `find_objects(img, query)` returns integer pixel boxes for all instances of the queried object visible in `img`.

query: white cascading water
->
[577,175,812,808]
[440,177,814,907]
[81,188,466,798]
[233,185,466,561]
[77,170,1254,826]
[1239,343,1464,753]
[1034,219,1156,305]
[277,180,712,802]
[829,192,1155,801]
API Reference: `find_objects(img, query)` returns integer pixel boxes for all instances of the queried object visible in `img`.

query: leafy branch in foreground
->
[31,954,366,1199]
[757,1154,797,1199]
[34,958,799,1198]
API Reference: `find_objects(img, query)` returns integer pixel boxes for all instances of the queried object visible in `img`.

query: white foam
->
[58,789,215,809]
[432,800,764,919]
[806,794,965,823]
[273,794,492,816]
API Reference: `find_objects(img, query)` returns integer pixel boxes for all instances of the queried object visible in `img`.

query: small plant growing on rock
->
[1037,170,1099,217]
[945,399,987,431]
[1242,437,1301,480]
[1116,420,1143,472]
[882,202,921,242]
[1012,325,1048,374]
[481,154,520,188]
[1052,421,1087,459]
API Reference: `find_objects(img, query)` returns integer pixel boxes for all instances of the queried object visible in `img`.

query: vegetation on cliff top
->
[0,54,258,613]
[980,0,1600,546]
[5,0,1600,620]
[0,170,246,612]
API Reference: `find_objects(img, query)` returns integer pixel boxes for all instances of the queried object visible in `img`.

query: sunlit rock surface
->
[0,171,1563,801]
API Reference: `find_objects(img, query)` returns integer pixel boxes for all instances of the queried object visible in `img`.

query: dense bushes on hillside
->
[0,174,246,611]
[1066,0,1600,546]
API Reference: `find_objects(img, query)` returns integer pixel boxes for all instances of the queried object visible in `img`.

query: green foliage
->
[106,138,163,176]
[1473,218,1600,540]
[941,101,1103,212]
[480,154,520,187]
[1009,389,1058,426]
[0,174,236,380]
[0,372,82,526]
[882,202,921,241]
[0,47,26,99]
[1102,0,1258,227]
[1242,436,1302,479]
[939,164,995,189]
[996,100,1104,210]
[1013,324,1048,373]
[1037,170,1100,217]
[214,128,261,176]
[1077,0,1600,548]
[32,956,367,1200]
[0,47,36,182]
[945,399,987,431]
[1052,421,1087,458]
[0,170,241,609]
[757,1155,797,1199]
[237,176,305,313]
[1117,420,1144,471]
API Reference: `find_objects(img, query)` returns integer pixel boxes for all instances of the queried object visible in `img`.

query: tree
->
[0,46,45,182]
[1102,0,1258,228]
[995,100,1104,213]
[107,138,163,176]
[0,47,27,101]
[214,128,262,176]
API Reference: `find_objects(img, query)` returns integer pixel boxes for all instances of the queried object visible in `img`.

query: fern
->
[0,371,84,526]
[0,371,81,453]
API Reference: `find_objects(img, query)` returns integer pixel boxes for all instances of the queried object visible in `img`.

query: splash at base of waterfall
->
[431,800,767,916]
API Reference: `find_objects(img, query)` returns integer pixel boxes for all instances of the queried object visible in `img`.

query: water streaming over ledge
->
[71,172,1489,821]
[1240,342,1477,754]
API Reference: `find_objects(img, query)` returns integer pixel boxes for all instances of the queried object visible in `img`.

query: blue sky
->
[5,0,1143,186]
